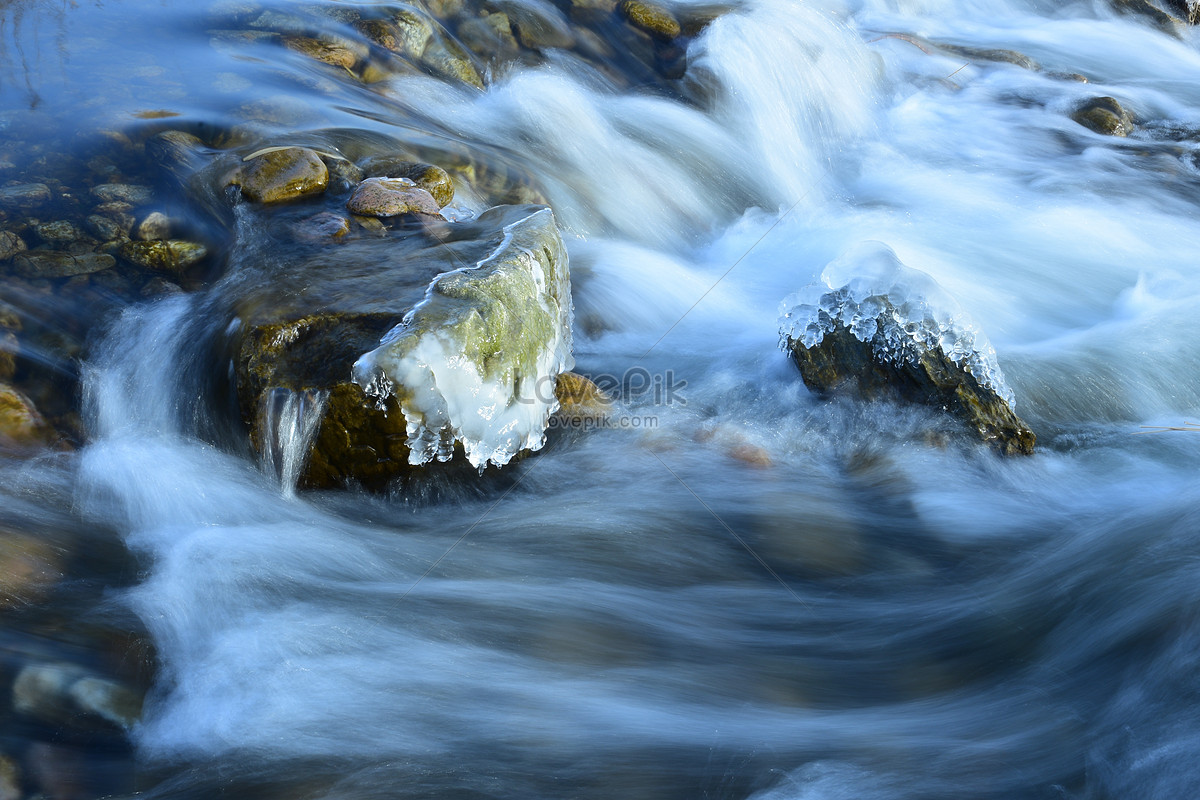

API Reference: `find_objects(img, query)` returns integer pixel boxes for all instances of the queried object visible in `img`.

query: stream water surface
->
[4,0,1200,797]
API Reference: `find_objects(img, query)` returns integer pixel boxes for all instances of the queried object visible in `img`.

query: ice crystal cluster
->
[778,241,1015,408]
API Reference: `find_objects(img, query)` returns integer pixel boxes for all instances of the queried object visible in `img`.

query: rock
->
[492,0,575,50]
[90,183,153,205]
[133,211,172,240]
[12,662,142,730]
[0,530,63,609]
[85,214,126,242]
[0,183,50,210]
[1111,0,1183,32]
[33,220,83,246]
[354,205,573,469]
[346,176,442,216]
[13,251,116,278]
[1165,0,1200,23]
[0,332,16,380]
[118,240,208,273]
[619,0,681,40]
[0,383,53,450]
[393,9,436,55]
[778,242,1035,456]
[935,42,1039,70]
[0,754,18,800]
[554,372,612,420]
[324,156,365,192]
[230,204,572,488]
[1071,96,1135,136]
[0,230,26,260]
[421,38,485,88]
[233,147,330,203]
[458,14,522,63]
[294,211,351,242]
[395,162,454,207]
[281,35,367,69]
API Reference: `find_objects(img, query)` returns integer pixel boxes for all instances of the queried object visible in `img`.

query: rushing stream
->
[4,0,1200,797]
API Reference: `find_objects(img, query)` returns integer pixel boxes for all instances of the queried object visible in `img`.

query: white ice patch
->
[353,208,573,470]
[778,241,1016,408]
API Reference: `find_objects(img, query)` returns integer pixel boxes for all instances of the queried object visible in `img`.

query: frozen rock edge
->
[353,206,574,470]
[779,242,1035,455]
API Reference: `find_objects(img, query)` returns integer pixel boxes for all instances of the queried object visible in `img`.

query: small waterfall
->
[258,387,329,497]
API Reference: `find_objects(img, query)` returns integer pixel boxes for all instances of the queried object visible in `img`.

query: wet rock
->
[324,156,365,192]
[554,372,612,420]
[779,242,1035,456]
[0,332,16,380]
[13,251,116,278]
[1111,0,1183,32]
[118,240,208,273]
[1165,0,1200,23]
[0,531,63,609]
[33,220,83,247]
[0,383,53,450]
[392,9,436,55]
[936,42,1038,70]
[400,163,454,207]
[0,754,17,800]
[282,35,367,69]
[233,147,330,203]
[90,183,153,205]
[133,211,172,241]
[346,177,442,217]
[85,214,126,242]
[0,230,26,260]
[1071,96,1135,136]
[294,211,351,242]
[232,205,572,488]
[0,183,51,210]
[458,13,522,62]
[493,0,575,50]
[12,662,142,730]
[422,38,485,88]
[619,0,681,40]
[566,0,618,20]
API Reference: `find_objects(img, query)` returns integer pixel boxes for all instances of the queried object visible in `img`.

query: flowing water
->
[4,0,1200,797]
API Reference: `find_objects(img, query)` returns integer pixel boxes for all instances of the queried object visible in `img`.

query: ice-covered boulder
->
[230,204,573,489]
[779,242,1035,455]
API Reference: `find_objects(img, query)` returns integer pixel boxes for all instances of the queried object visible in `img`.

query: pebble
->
[359,158,454,206]
[13,251,116,278]
[235,147,330,203]
[295,211,351,242]
[346,177,442,217]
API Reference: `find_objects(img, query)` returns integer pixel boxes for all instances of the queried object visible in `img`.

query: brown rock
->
[294,211,351,242]
[0,183,50,210]
[281,35,365,68]
[346,177,442,217]
[0,230,26,261]
[1071,96,1135,136]
[619,0,681,40]
[118,240,208,274]
[0,383,53,450]
[234,147,330,203]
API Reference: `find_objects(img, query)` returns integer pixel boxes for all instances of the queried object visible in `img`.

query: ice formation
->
[352,207,574,470]
[778,241,1016,408]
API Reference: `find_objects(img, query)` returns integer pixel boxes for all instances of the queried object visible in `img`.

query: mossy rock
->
[232,147,330,203]
[1071,96,1134,137]
[619,0,681,40]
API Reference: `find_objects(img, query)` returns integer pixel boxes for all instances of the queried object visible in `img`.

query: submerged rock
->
[1071,96,1135,136]
[13,251,115,278]
[778,242,1035,455]
[0,231,26,260]
[231,205,572,488]
[233,147,330,203]
[0,383,53,450]
[12,662,142,730]
[0,183,50,210]
[118,240,208,273]
[1110,0,1183,33]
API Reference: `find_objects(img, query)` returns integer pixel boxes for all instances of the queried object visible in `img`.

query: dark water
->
[4,0,1200,798]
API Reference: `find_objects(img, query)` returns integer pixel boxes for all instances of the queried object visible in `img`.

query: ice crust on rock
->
[778,241,1016,408]
[352,207,573,470]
